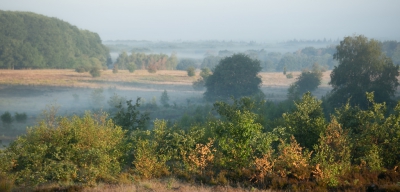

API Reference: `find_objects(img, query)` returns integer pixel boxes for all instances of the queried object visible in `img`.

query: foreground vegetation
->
[1,92,400,191]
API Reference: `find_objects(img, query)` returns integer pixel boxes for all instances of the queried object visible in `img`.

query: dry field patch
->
[0,69,333,88]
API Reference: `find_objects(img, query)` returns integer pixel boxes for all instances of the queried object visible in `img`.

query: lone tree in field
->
[204,54,262,101]
[287,63,323,100]
[329,35,399,108]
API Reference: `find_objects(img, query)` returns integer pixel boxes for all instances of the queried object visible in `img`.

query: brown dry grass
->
[0,69,333,88]
[259,71,331,87]
[83,179,274,192]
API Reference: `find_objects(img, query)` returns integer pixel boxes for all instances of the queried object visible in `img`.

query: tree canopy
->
[204,54,262,101]
[328,35,399,108]
[0,10,110,69]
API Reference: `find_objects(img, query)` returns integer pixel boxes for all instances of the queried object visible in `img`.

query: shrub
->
[112,64,118,73]
[187,138,215,175]
[131,138,169,179]
[283,92,326,150]
[14,112,27,123]
[1,111,13,126]
[89,67,101,77]
[130,120,174,179]
[187,66,196,77]
[212,98,274,170]
[75,67,86,73]
[0,112,126,186]
[147,64,157,73]
[286,73,293,79]
[312,117,351,187]
[275,136,312,180]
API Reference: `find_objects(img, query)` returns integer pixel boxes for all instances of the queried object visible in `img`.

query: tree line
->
[200,40,400,72]
[113,51,178,73]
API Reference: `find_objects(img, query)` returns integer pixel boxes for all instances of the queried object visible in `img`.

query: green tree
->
[160,90,170,107]
[329,35,399,109]
[127,62,136,73]
[115,51,129,70]
[204,54,263,101]
[287,64,322,100]
[166,52,178,70]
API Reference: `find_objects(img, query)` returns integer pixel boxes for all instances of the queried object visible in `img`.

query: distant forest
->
[109,40,400,72]
[0,10,110,70]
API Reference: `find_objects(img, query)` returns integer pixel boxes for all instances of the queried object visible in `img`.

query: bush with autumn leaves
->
[1,93,400,191]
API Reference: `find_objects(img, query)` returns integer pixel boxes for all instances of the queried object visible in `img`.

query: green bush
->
[0,112,126,186]
[312,118,351,187]
[187,67,196,77]
[112,64,118,73]
[212,98,275,170]
[89,67,101,77]
[283,93,326,150]
[1,111,13,125]
[75,67,86,73]
[15,112,27,123]
[286,73,293,79]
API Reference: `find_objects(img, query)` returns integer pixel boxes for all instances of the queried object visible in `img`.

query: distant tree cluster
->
[114,51,178,72]
[176,58,198,70]
[0,10,110,70]
[200,46,337,72]
[200,40,400,73]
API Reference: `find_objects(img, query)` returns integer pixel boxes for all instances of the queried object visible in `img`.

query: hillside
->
[0,10,110,69]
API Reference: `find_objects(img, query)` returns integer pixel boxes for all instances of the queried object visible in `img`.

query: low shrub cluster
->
[1,93,400,191]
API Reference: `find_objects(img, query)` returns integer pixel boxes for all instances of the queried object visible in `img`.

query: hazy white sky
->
[1,0,399,42]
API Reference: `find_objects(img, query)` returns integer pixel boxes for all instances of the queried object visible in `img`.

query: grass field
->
[0,69,333,88]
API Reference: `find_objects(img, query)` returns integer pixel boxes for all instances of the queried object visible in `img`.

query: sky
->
[1,0,400,42]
